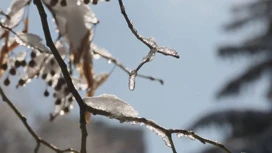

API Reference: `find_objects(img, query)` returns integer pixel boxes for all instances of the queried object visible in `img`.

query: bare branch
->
[0,22,19,36]
[0,86,79,153]
[33,1,88,152]
[0,9,10,20]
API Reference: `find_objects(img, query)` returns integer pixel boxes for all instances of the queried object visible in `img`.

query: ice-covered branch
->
[83,94,231,153]
[118,0,179,90]
[91,44,164,85]
[0,22,50,53]
[32,1,230,153]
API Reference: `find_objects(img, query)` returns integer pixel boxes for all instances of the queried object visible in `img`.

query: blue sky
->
[1,0,270,153]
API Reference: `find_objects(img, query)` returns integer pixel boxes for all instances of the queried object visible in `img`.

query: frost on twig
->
[91,43,164,87]
[0,0,31,39]
[84,94,139,118]
[15,33,51,53]
[118,0,179,90]
[84,94,231,153]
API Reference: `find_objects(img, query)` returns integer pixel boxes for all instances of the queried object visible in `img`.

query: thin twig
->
[0,22,19,36]
[118,0,153,48]
[0,86,79,153]
[0,9,10,20]
[0,22,51,53]
[117,0,155,83]
[117,0,179,90]
[167,133,177,153]
[80,109,88,153]
[92,46,164,84]
[117,0,179,58]
[33,1,88,153]
[83,104,231,153]
[169,129,231,153]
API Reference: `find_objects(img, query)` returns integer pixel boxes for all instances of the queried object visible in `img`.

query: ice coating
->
[15,33,50,53]
[84,94,139,118]
[129,70,136,91]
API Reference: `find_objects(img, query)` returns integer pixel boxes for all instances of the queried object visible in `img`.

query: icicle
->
[129,70,136,91]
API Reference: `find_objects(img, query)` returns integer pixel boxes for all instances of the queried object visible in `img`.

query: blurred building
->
[0,104,146,153]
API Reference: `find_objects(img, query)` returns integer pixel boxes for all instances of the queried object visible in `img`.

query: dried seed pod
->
[64,107,69,113]
[1,63,8,70]
[44,89,50,97]
[50,70,56,76]
[55,99,61,105]
[68,96,74,102]
[15,60,21,68]
[4,77,10,86]
[50,59,55,65]
[84,0,90,4]
[28,60,36,67]
[92,0,98,5]
[9,68,16,75]
[47,80,53,86]
[30,51,36,58]
[18,79,26,86]
[60,0,67,6]
[50,0,59,6]
[20,60,27,67]
[41,73,47,80]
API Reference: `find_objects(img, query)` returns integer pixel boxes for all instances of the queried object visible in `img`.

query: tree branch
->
[91,45,164,84]
[117,0,179,90]
[0,9,10,20]
[33,1,88,152]
[117,0,178,57]
[167,133,177,153]
[0,86,79,153]
[84,105,232,153]
[31,1,230,153]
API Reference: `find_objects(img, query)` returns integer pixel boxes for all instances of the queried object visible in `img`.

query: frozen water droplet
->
[93,54,100,60]
[77,0,81,5]
[177,133,184,137]
[60,110,65,115]
[129,71,136,91]
[129,121,138,125]
[187,135,196,140]
[15,33,50,53]
[24,79,31,86]
[177,133,195,140]
[157,46,179,58]
[69,105,74,110]
[108,60,112,64]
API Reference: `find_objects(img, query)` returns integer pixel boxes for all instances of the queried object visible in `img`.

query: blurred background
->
[1,0,271,153]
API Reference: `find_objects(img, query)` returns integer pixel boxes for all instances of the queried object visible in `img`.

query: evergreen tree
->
[190,1,272,152]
